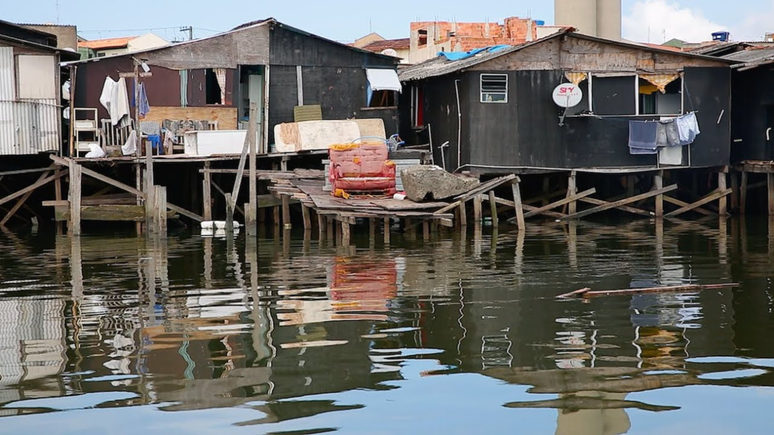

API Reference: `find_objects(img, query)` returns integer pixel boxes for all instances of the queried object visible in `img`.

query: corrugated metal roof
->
[723,46,774,63]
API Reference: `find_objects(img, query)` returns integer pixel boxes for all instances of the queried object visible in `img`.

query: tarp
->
[438,45,511,61]
[366,69,402,93]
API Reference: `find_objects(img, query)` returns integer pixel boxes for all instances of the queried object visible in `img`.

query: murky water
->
[0,218,773,434]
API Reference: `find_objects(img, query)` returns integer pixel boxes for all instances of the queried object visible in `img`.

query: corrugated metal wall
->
[0,47,60,155]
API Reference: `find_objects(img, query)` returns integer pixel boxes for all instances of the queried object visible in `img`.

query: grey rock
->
[400,165,480,202]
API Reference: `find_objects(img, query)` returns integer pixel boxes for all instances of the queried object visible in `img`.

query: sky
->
[4,0,774,44]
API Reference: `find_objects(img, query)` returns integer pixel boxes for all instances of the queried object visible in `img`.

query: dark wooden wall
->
[408,67,731,172]
[731,67,774,162]
[266,26,398,145]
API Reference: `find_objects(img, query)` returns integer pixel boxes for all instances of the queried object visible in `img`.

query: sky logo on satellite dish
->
[552,83,583,108]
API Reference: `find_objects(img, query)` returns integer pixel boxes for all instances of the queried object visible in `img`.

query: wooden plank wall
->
[141,106,238,130]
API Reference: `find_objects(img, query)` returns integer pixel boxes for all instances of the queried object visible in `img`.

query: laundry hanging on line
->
[628,112,700,155]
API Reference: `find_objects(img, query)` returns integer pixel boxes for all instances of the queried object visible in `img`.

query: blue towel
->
[139,83,150,117]
[629,121,659,155]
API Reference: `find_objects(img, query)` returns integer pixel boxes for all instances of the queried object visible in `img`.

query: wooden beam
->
[664,188,732,218]
[213,181,245,217]
[302,205,312,231]
[434,174,517,215]
[663,196,714,217]
[1,169,52,226]
[575,283,739,299]
[562,185,678,220]
[155,186,168,234]
[524,188,596,219]
[50,155,203,222]
[521,204,566,219]
[57,205,177,222]
[282,194,291,230]
[769,173,774,216]
[473,194,482,223]
[383,217,390,244]
[578,197,653,217]
[511,180,525,230]
[0,169,67,208]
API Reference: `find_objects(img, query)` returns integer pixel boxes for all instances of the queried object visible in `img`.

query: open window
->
[417,29,428,47]
[638,74,682,115]
[480,74,508,103]
[205,68,227,105]
[366,69,402,108]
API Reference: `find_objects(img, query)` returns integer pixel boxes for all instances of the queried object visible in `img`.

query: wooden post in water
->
[488,191,499,228]
[318,214,326,239]
[135,163,143,235]
[740,170,748,215]
[154,186,167,235]
[68,160,81,236]
[302,205,311,232]
[225,193,234,233]
[654,171,664,218]
[246,103,258,235]
[511,178,525,230]
[282,195,291,230]
[369,218,376,244]
[769,173,774,216]
[718,169,728,216]
[341,221,351,245]
[54,167,63,234]
[567,171,578,215]
[473,194,483,223]
[458,202,467,228]
[383,217,390,244]
[203,161,212,221]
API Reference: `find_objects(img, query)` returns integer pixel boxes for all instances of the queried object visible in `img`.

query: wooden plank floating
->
[557,283,739,299]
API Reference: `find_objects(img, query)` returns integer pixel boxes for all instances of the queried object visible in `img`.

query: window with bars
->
[480,74,508,103]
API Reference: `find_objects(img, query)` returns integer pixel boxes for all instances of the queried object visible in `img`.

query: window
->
[411,86,424,127]
[638,76,682,115]
[418,29,428,47]
[365,69,401,108]
[480,74,508,103]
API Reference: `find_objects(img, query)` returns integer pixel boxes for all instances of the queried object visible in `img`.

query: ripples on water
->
[0,218,773,434]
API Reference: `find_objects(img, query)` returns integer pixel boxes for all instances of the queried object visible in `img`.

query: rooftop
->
[78,36,133,50]
[361,38,410,53]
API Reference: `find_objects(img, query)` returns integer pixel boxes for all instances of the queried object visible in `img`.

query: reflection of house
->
[0,20,78,155]
[77,33,169,59]
[399,30,734,173]
[71,18,400,151]
[0,299,67,410]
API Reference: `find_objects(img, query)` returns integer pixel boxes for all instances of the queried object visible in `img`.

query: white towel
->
[99,77,132,127]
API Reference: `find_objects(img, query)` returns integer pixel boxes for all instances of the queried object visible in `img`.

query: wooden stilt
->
[282,195,291,230]
[654,171,664,218]
[55,167,63,234]
[203,161,212,221]
[327,216,334,240]
[769,173,774,216]
[369,218,376,243]
[740,171,748,215]
[341,221,351,245]
[273,205,280,226]
[154,186,167,235]
[511,179,525,230]
[488,191,499,228]
[405,218,416,239]
[246,103,258,236]
[473,194,483,223]
[542,176,551,206]
[318,213,326,239]
[383,218,390,244]
[458,202,467,227]
[524,188,596,219]
[302,205,311,232]
[68,161,81,236]
[567,171,578,215]
[730,171,739,213]
[135,163,142,235]
[423,220,430,240]
[718,170,728,216]
[225,193,234,233]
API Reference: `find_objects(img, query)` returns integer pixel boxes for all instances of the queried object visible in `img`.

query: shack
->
[399,30,734,174]
[70,18,401,155]
[722,47,774,214]
[0,20,78,157]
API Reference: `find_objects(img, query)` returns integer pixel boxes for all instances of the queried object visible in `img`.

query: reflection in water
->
[0,218,772,432]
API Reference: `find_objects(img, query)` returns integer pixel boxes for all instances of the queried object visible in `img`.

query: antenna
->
[56,0,60,24]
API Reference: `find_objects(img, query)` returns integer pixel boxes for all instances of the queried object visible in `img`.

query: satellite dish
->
[381,48,398,57]
[552,83,583,108]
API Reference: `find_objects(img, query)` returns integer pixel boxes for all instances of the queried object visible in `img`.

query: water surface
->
[0,218,773,434]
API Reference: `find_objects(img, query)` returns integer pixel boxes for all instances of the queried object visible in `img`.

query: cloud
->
[622,0,728,43]
[738,1,774,41]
